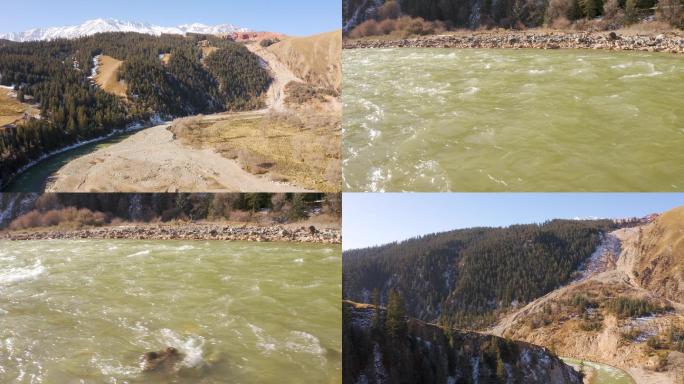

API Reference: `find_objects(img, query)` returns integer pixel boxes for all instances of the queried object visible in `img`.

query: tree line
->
[344,0,681,32]
[1,193,341,230]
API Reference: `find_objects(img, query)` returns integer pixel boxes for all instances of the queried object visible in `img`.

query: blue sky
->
[0,0,340,36]
[343,193,684,250]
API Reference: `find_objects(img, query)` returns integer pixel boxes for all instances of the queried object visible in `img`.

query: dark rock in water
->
[142,347,183,373]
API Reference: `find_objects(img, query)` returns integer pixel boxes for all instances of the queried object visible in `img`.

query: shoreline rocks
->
[0,223,341,244]
[343,31,684,53]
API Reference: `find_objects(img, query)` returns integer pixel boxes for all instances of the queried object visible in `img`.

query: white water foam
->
[248,323,277,353]
[285,331,324,355]
[0,261,45,285]
[126,250,150,258]
[460,87,480,97]
[159,328,206,369]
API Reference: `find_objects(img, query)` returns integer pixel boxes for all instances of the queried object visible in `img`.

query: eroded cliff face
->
[343,301,583,384]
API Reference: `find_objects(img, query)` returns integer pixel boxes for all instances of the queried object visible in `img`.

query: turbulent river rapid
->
[0,240,341,383]
[343,48,684,192]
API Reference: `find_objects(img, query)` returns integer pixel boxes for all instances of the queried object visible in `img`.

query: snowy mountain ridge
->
[0,18,251,42]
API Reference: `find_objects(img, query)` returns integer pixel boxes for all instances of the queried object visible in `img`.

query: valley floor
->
[44,40,339,192]
[45,116,310,192]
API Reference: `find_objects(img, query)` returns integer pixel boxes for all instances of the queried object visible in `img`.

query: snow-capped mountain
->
[0,18,251,42]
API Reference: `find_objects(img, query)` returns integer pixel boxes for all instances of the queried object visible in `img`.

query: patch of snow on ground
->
[573,232,621,282]
[471,356,480,384]
[88,55,101,80]
[373,343,388,384]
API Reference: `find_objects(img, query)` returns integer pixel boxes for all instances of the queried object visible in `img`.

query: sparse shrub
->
[545,0,573,25]
[621,327,642,341]
[168,116,204,146]
[8,207,109,229]
[259,38,280,47]
[349,20,380,38]
[288,194,308,220]
[379,19,398,34]
[406,17,434,35]
[284,81,337,105]
[606,296,671,319]
[229,210,252,222]
[270,193,287,212]
[656,0,684,27]
[625,0,639,23]
[579,0,602,18]
[579,318,603,331]
[603,0,623,21]
[378,0,402,20]
[34,194,62,212]
[647,336,661,349]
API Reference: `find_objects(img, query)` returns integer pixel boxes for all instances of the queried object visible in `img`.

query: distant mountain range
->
[0,18,251,42]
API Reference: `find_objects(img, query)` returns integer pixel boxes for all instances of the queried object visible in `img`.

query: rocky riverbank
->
[0,223,341,244]
[344,30,684,53]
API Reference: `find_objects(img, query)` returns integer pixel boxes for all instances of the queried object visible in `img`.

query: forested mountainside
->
[343,219,615,328]
[343,0,675,32]
[0,32,271,186]
[343,301,583,384]
[488,207,684,381]
[0,193,340,229]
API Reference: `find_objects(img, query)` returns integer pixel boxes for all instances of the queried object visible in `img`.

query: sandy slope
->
[45,123,310,192]
[93,55,127,97]
[267,30,342,92]
[245,43,303,111]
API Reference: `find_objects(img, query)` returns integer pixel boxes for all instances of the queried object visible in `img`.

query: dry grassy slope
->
[94,55,127,98]
[490,207,684,383]
[0,87,39,126]
[267,30,341,92]
[634,207,684,303]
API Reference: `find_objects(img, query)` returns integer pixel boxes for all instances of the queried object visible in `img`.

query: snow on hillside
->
[0,18,251,42]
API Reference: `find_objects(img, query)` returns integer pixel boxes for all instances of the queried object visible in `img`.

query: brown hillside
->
[93,55,127,98]
[490,208,684,383]
[633,206,684,303]
[267,30,341,92]
[0,87,39,126]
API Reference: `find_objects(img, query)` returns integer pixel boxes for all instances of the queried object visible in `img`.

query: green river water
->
[2,132,133,192]
[562,358,635,384]
[0,240,341,384]
[343,48,684,192]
